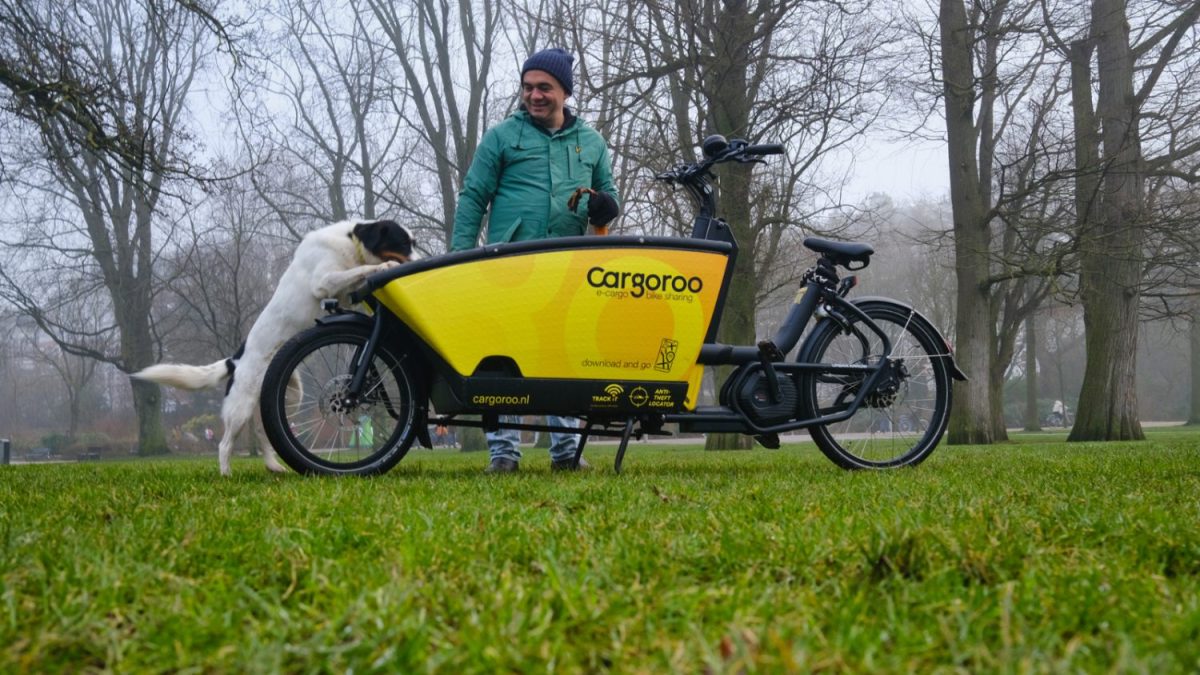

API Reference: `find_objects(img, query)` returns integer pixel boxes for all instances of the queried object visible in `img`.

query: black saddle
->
[803,237,874,269]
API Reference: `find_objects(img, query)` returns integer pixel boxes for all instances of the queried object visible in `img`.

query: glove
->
[568,187,620,228]
[586,190,618,226]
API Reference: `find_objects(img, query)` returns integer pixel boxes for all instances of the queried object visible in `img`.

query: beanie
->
[521,48,574,96]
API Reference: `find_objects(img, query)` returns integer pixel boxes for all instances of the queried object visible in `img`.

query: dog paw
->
[378,260,401,271]
[266,459,287,473]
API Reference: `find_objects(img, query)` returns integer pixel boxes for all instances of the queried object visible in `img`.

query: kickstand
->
[571,420,593,468]
[613,418,635,474]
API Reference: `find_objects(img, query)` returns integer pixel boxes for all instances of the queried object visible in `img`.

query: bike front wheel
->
[260,322,419,476]
[798,301,953,469]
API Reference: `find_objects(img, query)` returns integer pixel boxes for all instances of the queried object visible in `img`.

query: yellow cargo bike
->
[259,136,966,475]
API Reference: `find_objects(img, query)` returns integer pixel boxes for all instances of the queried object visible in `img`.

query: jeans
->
[488,415,579,463]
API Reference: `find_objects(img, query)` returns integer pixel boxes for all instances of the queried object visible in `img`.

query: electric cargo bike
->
[259,135,967,475]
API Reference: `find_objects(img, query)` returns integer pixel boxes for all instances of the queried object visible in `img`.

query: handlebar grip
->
[745,144,785,156]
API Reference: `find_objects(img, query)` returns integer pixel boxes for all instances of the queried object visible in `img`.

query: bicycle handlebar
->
[655,136,785,185]
[744,143,785,156]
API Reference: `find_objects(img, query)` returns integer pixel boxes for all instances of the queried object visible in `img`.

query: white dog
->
[133,219,415,475]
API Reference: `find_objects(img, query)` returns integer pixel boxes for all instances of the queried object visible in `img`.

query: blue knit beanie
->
[522,48,574,96]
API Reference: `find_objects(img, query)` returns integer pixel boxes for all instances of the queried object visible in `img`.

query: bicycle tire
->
[260,322,418,476]
[798,300,952,469]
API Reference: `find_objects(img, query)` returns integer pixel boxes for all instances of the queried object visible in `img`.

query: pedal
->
[757,340,785,361]
[754,433,780,449]
[756,340,785,403]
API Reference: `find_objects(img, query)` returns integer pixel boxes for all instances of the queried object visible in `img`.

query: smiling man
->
[451,47,621,473]
[452,48,619,251]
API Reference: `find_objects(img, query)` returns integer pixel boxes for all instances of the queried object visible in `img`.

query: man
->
[452,47,620,473]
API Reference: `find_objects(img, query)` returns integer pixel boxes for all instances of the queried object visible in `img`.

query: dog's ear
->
[354,220,414,260]
[352,220,386,251]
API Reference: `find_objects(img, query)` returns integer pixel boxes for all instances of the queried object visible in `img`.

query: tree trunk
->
[130,379,169,456]
[1070,0,1144,441]
[1024,314,1041,431]
[1189,304,1200,425]
[120,295,170,455]
[940,0,993,445]
[704,0,754,452]
[67,390,81,441]
[705,162,756,452]
[0,1,204,456]
[987,325,1015,440]
[984,366,1007,439]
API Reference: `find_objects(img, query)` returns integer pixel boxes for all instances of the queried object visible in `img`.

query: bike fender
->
[314,311,376,329]
[838,297,967,381]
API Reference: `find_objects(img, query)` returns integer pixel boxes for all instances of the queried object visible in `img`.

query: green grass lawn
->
[2,432,1198,673]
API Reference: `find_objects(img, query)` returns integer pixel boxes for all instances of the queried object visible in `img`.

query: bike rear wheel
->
[799,301,952,469]
[260,323,418,476]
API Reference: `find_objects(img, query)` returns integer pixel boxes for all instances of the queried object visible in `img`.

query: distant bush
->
[65,432,115,455]
[40,433,71,452]
[182,414,220,437]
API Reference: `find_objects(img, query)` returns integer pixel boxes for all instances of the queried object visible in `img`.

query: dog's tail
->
[132,359,233,391]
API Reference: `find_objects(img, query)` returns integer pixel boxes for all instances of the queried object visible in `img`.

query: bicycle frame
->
[674,281,896,435]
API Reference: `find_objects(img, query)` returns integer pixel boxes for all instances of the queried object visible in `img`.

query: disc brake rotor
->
[865,359,908,409]
[319,374,360,425]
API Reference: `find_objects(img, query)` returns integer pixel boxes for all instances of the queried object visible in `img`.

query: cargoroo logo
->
[471,394,531,406]
[586,266,703,297]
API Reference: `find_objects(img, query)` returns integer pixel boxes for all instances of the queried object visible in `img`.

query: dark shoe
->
[550,456,591,472]
[486,457,519,473]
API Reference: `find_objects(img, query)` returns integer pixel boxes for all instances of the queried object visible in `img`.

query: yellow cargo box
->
[369,237,732,410]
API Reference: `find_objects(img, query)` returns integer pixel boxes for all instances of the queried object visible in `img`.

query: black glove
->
[586,190,619,226]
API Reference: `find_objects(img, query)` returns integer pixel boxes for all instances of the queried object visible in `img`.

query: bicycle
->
[258,135,966,475]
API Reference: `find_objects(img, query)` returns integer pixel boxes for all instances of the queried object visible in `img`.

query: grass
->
[2,432,1199,673]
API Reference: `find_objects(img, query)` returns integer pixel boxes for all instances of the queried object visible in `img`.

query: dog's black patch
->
[224,342,246,396]
[353,220,414,261]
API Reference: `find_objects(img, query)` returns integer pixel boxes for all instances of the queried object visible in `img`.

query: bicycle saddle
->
[803,237,874,268]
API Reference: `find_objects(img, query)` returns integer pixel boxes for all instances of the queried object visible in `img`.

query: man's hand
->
[567,187,593,213]
[568,187,619,231]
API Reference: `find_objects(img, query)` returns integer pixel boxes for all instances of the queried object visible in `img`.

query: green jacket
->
[451,109,619,251]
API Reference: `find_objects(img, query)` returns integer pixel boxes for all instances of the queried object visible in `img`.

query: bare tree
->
[931,0,1082,442]
[938,0,1015,443]
[24,290,112,440]
[369,0,507,250]
[232,0,419,243]
[0,0,238,185]
[1065,0,1200,440]
[0,0,215,454]
[159,163,286,361]
[0,307,22,435]
[1192,298,1200,424]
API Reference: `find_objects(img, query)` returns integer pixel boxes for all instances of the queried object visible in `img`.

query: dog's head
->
[353,220,416,263]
